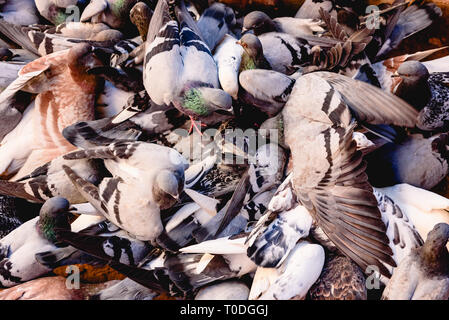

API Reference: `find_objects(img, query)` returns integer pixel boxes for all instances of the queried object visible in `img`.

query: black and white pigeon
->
[42,222,153,268]
[281,71,419,278]
[242,10,325,38]
[393,61,449,131]
[143,0,233,132]
[0,197,72,287]
[61,141,188,241]
[364,132,449,190]
[382,223,449,300]
[0,155,104,204]
[173,234,257,294]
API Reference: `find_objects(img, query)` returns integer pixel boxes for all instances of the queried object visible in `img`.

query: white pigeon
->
[0,197,71,287]
[248,240,325,300]
[195,281,250,300]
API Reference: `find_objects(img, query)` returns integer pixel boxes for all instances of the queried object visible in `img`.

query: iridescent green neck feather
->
[38,216,59,244]
[183,89,209,116]
[240,51,257,73]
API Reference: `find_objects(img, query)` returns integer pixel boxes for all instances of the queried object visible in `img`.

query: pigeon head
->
[67,43,106,76]
[130,1,153,41]
[38,197,71,245]
[397,61,430,84]
[237,33,265,71]
[153,169,185,209]
[424,223,449,253]
[243,11,276,35]
[421,223,449,273]
[180,85,232,119]
[238,69,295,117]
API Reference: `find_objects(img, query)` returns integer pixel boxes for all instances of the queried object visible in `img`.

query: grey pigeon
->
[143,0,233,131]
[394,61,449,131]
[0,197,71,287]
[282,71,419,277]
[382,223,449,300]
[62,141,188,241]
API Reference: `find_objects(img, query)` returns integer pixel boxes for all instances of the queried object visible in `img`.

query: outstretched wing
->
[296,122,396,277]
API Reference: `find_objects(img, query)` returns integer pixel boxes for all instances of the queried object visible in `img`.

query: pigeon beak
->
[236,40,248,49]
[67,206,79,216]
[391,71,400,78]
[241,28,252,35]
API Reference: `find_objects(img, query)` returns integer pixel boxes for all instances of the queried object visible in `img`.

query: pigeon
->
[238,69,296,118]
[80,0,139,31]
[236,33,272,71]
[196,2,236,52]
[91,277,159,300]
[295,0,367,22]
[129,1,153,42]
[173,234,257,294]
[374,184,449,250]
[382,223,449,300]
[0,154,104,204]
[61,141,188,241]
[143,0,233,133]
[62,103,187,150]
[40,223,153,268]
[0,19,134,57]
[373,186,424,279]
[0,43,107,179]
[365,133,449,190]
[195,281,249,300]
[248,240,325,300]
[213,33,270,100]
[0,197,72,287]
[393,61,449,131]
[370,47,448,93]
[246,170,427,278]
[243,10,325,38]
[369,0,443,61]
[35,0,89,25]
[281,71,419,277]
[0,0,39,25]
[245,173,314,268]
[308,253,367,300]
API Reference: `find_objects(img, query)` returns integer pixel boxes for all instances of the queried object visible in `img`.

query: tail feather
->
[164,253,234,293]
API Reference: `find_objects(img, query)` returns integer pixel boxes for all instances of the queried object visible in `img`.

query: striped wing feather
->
[297,123,396,277]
